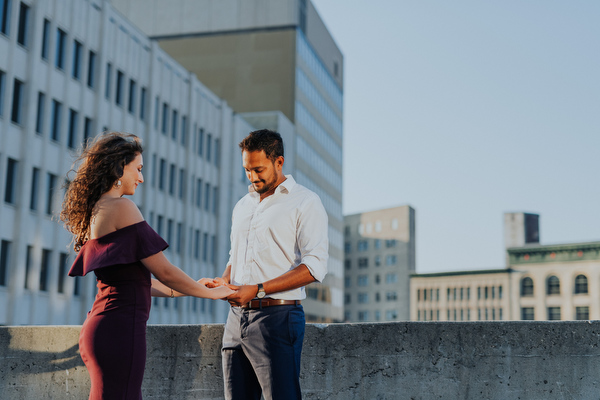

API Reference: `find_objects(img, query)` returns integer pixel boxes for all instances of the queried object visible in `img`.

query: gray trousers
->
[222,304,305,400]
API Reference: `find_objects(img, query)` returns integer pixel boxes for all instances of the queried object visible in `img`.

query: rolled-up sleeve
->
[297,192,329,282]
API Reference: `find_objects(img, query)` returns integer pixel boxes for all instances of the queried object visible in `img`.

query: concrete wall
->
[1,322,600,399]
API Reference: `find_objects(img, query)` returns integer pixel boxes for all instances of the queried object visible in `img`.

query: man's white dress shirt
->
[227,175,328,300]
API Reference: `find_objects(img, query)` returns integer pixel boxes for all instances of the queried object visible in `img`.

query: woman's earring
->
[114,180,122,188]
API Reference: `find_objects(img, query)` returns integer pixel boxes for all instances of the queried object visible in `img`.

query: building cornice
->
[507,241,600,264]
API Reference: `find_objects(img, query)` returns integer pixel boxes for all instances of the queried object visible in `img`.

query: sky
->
[311,1,600,273]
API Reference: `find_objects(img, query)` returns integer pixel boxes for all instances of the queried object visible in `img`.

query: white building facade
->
[0,0,255,325]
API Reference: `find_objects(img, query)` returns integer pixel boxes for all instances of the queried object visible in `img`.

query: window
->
[520,277,534,296]
[386,291,397,301]
[35,92,45,134]
[0,240,10,286]
[166,219,173,248]
[50,99,62,141]
[547,307,561,321]
[344,277,350,288]
[386,310,397,321]
[40,249,51,291]
[358,258,368,268]
[344,260,351,270]
[358,311,369,321]
[178,168,185,199]
[374,239,381,249]
[11,78,24,124]
[197,128,204,156]
[58,252,68,293]
[87,50,96,88]
[385,273,397,284]
[153,96,159,128]
[30,167,40,210]
[497,286,502,299]
[180,116,187,145]
[375,255,381,266]
[139,87,146,120]
[207,134,212,161]
[386,239,397,248]
[158,158,166,191]
[72,40,83,80]
[357,240,368,252]
[67,108,78,149]
[171,109,178,140]
[576,306,589,321]
[385,255,397,266]
[204,182,210,211]
[0,0,10,35]
[83,117,93,144]
[115,70,124,106]
[177,223,183,255]
[375,274,380,284]
[357,275,368,287]
[357,293,368,304]
[344,242,351,253]
[0,69,5,117]
[127,79,136,114]
[4,158,17,204]
[24,245,32,289]
[202,233,208,262]
[168,164,176,195]
[45,172,57,215]
[194,230,200,259]
[104,63,112,99]
[344,293,351,305]
[41,19,50,60]
[156,215,163,236]
[55,28,67,70]
[161,102,168,134]
[17,2,29,46]
[574,274,588,294]
[212,187,218,214]
[214,138,220,166]
[546,275,560,295]
[195,178,202,208]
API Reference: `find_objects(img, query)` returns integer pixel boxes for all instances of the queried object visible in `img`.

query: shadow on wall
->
[0,326,85,398]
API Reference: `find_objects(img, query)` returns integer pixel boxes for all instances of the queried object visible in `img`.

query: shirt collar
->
[248,174,296,196]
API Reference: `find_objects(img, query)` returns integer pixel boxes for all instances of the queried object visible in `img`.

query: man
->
[216,129,328,400]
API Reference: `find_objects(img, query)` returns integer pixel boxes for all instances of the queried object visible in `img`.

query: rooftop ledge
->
[1,322,599,399]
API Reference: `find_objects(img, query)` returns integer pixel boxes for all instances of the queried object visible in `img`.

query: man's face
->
[242,150,284,195]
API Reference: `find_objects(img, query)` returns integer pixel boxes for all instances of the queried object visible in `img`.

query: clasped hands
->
[197,277,259,306]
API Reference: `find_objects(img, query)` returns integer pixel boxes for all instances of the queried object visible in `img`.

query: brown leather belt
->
[240,299,301,309]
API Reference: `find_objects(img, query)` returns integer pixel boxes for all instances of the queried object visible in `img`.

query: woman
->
[60,132,234,399]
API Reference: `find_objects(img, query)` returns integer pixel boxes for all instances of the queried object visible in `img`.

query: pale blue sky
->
[312,1,600,273]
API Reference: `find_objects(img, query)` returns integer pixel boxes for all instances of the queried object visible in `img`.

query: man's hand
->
[213,276,229,286]
[226,284,259,307]
[197,278,221,288]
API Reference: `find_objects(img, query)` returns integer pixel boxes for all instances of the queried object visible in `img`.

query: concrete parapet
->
[1,322,599,399]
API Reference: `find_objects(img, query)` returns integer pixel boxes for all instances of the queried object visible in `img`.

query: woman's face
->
[120,153,144,196]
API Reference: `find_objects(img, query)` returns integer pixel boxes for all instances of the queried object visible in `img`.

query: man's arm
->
[226,264,316,306]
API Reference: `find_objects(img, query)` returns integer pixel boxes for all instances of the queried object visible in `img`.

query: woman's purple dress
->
[69,221,168,400]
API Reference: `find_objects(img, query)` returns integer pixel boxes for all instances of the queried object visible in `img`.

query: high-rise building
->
[0,0,275,325]
[343,205,416,322]
[111,0,345,322]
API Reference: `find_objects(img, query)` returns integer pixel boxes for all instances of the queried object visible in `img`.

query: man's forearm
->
[262,264,316,296]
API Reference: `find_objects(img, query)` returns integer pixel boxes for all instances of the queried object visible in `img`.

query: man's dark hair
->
[239,129,284,162]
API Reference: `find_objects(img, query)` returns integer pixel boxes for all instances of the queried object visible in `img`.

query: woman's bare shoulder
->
[91,197,144,238]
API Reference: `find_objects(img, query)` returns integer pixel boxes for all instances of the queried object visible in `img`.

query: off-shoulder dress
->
[69,221,168,400]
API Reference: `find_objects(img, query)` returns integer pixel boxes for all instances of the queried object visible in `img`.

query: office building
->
[111,0,345,322]
[0,0,267,325]
[344,205,416,322]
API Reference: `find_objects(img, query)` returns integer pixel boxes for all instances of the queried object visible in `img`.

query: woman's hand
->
[206,285,237,299]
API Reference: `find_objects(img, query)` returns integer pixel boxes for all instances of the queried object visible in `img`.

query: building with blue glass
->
[112,0,345,322]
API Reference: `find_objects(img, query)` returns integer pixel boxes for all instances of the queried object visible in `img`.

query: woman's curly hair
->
[60,132,143,252]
